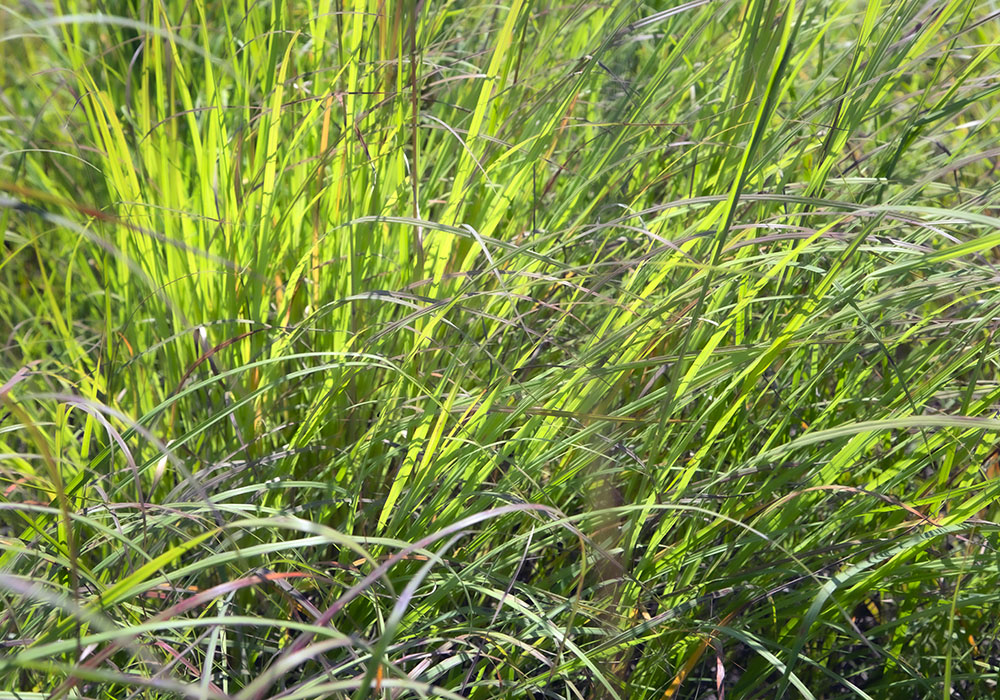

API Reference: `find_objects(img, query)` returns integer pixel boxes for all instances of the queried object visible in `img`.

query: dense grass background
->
[2,0,1000,697]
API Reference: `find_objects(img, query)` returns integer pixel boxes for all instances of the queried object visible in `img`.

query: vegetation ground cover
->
[2,0,1000,697]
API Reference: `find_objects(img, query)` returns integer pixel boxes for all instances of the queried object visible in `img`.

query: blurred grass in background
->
[2,0,1000,697]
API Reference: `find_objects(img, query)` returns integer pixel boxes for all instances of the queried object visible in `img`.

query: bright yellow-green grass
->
[2,0,1000,697]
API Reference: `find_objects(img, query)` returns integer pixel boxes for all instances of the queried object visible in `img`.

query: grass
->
[1,0,1000,697]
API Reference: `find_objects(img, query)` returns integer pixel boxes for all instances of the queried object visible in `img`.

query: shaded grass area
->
[2,0,1000,697]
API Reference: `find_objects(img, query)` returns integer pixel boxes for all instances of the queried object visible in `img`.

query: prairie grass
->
[2,0,1000,697]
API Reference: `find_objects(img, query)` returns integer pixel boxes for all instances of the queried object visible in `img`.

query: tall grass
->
[2,0,1000,697]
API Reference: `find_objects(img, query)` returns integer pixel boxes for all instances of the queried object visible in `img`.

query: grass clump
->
[2,0,1000,697]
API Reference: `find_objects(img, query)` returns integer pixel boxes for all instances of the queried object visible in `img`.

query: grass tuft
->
[2,0,1000,697]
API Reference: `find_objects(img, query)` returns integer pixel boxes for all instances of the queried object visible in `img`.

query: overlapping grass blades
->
[2,0,1000,697]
